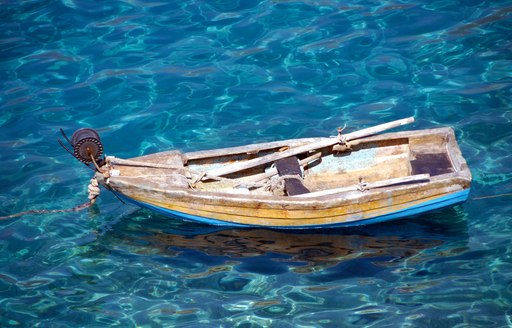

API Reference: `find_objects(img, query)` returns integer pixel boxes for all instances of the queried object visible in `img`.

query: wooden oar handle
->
[344,117,415,141]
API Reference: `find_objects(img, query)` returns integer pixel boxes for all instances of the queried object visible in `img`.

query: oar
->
[236,151,322,185]
[293,174,430,198]
[204,117,415,179]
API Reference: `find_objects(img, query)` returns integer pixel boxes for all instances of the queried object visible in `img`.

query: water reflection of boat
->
[140,223,449,273]
[93,206,468,275]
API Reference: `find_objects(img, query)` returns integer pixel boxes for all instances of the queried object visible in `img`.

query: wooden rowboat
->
[72,118,471,228]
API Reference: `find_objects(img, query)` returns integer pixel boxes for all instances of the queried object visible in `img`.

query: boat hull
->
[97,127,472,229]
[114,188,470,228]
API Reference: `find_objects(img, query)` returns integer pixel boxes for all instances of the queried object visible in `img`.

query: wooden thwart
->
[275,157,310,196]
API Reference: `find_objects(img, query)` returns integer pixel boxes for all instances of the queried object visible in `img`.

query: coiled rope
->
[0,177,100,221]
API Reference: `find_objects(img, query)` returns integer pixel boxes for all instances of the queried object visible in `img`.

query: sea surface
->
[1,0,512,327]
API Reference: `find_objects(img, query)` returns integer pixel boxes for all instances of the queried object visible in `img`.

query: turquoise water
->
[1,0,512,326]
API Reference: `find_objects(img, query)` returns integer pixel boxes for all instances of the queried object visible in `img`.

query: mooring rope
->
[0,201,94,220]
[472,193,512,200]
[0,177,100,221]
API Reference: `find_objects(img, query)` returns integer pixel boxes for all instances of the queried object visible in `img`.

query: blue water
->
[1,0,511,326]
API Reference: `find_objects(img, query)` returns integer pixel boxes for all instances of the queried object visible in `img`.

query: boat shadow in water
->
[97,205,469,277]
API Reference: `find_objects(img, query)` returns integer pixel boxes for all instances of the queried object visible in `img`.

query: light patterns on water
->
[1,0,512,326]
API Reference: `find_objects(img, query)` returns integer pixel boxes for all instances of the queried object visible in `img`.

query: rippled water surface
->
[1,0,512,327]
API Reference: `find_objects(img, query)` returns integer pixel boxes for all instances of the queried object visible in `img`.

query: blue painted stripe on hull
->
[338,189,470,227]
[115,189,470,229]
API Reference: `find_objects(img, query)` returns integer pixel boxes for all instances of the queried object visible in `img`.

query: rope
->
[274,174,303,194]
[236,174,305,193]
[0,177,100,221]
[87,177,101,201]
[472,193,512,200]
[358,178,369,192]
[0,201,94,221]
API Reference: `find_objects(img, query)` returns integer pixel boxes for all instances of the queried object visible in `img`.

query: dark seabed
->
[1,0,512,327]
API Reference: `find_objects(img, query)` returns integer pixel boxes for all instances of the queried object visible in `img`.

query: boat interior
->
[180,129,458,196]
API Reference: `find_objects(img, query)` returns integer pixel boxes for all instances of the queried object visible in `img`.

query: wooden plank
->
[294,174,430,198]
[343,117,415,141]
[183,137,328,161]
[204,117,415,178]
[107,155,184,169]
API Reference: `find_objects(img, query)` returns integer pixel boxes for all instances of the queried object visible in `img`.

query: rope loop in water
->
[0,177,100,221]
